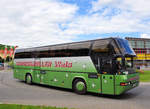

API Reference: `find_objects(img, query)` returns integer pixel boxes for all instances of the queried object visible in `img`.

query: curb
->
[140,82,150,85]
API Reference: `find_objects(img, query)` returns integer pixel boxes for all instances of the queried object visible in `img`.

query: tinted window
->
[116,38,135,56]
[37,45,68,58]
[109,40,121,54]
[91,39,110,55]
[38,50,50,58]
[91,39,115,72]
[15,52,32,58]
[67,42,91,56]
[50,45,68,57]
[14,41,92,58]
[101,58,112,73]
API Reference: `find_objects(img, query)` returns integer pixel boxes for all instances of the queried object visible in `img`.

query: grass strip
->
[0,104,70,109]
[138,70,150,82]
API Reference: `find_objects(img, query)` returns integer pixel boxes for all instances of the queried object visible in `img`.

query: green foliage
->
[0,104,69,109]
[139,70,150,82]
[8,60,14,67]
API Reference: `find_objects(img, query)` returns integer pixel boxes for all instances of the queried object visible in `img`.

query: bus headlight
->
[120,82,128,86]
[123,71,128,75]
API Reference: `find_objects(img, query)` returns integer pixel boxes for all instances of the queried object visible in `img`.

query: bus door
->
[101,58,115,95]
[33,58,41,83]
[89,54,101,93]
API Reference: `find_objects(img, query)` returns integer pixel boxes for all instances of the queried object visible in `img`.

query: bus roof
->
[15,37,115,53]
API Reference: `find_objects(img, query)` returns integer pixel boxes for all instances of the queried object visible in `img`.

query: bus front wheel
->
[73,79,87,94]
[25,74,32,85]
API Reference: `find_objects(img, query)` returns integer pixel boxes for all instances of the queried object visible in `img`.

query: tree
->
[5,56,12,62]
[0,57,4,63]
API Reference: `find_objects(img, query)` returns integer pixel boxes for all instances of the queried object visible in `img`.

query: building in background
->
[0,44,17,70]
[0,44,17,63]
[126,37,150,68]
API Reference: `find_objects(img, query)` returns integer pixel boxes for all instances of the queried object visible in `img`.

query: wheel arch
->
[25,72,32,81]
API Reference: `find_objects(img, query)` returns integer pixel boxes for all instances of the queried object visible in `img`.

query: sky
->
[0,0,150,48]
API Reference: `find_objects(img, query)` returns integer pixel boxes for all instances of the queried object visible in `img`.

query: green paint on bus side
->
[13,57,139,95]
[101,75,115,94]
[115,73,139,95]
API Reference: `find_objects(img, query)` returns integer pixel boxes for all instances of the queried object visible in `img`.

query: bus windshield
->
[115,57,135,74]
[116,38,136,56]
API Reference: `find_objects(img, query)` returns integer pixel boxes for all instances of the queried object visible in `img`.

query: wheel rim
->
[76,81,85,91]
[26,75,31,84]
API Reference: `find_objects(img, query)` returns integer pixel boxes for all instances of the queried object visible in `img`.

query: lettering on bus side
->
[16,61,72,68]
[16,62,34,66]
[41,61,52,67]
[55,61,72,68]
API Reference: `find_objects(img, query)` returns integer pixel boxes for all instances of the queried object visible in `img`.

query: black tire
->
[25,74,32,85]
[73,79,87,94]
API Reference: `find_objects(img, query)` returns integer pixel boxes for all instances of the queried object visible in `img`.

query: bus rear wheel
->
[73,79,87,94]
[25,74,32,84]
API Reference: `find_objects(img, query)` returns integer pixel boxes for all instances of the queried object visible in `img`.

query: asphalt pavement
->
[0,70,150,109]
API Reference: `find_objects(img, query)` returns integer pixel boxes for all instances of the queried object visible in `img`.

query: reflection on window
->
[116,57,133,69]
[67,42,91,56]
[136,41,144,48]
[145,41,150,48]
[129,41,136,48]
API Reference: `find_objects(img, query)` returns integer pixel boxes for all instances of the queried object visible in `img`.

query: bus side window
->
[67,42,91,57]
[15,52,32,58]
[38,50,50,58]
[50,45,68,57]
[90,54,102,73]
[101,59,112,74]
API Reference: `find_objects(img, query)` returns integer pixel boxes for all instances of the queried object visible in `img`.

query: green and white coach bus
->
[13,38,139,95]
